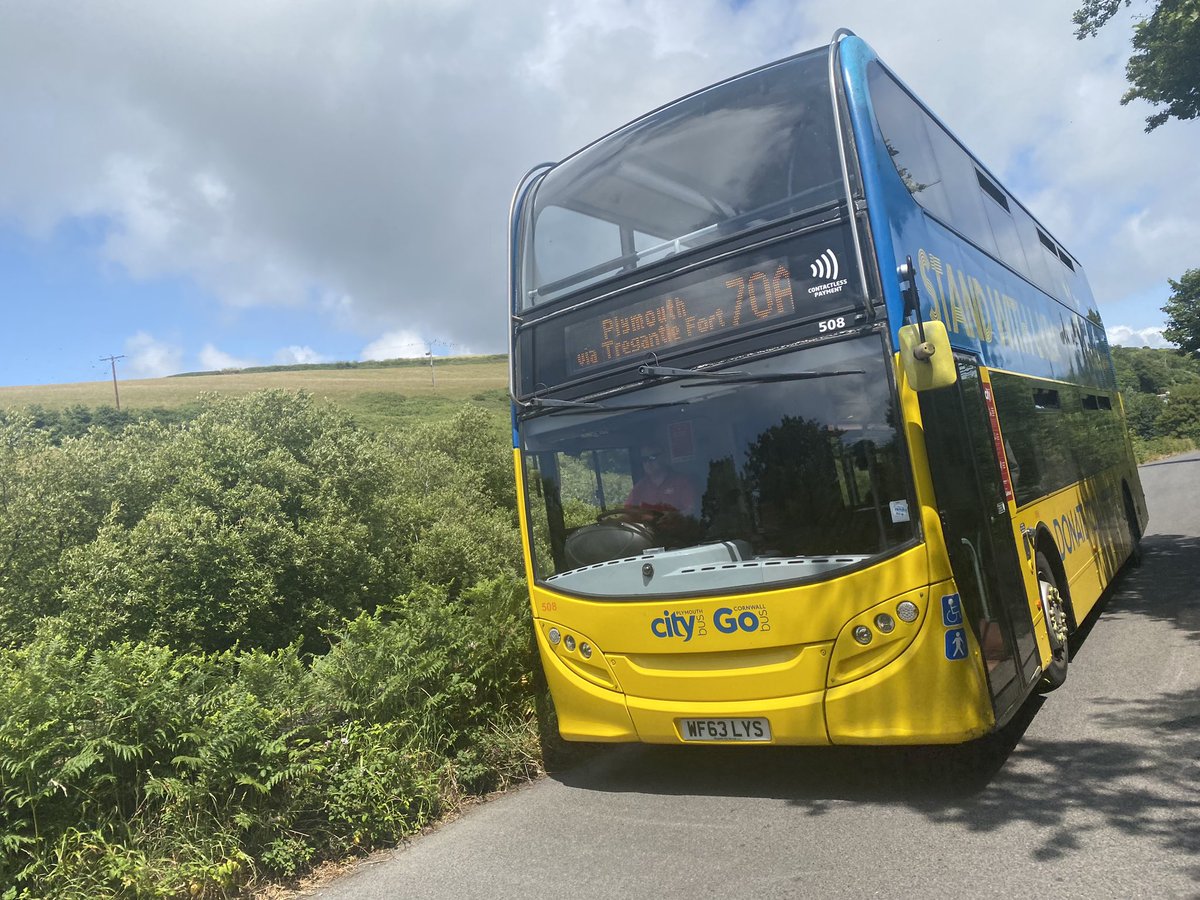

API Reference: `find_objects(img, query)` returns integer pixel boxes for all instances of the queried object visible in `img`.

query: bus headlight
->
[580,642,593,659]
[564,634,576,652]
[828,590,929,687]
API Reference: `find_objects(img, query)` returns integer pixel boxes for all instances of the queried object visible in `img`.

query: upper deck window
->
[522,50,843,308]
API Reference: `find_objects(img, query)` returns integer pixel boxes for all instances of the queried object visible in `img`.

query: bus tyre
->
[1035,551,1069,693]
[1123,488,1143,568]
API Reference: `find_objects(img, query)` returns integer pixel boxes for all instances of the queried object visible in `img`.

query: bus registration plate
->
[679,718,771,742]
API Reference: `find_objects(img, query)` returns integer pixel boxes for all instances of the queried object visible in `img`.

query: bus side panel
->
[825,580,994,744]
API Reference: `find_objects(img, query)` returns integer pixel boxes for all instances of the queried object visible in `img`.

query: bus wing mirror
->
[899,319,957,391]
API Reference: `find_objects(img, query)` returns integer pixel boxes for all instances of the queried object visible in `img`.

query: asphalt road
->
[311,453,1200,899]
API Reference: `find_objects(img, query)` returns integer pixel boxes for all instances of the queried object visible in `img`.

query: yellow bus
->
[507,31,1147,746]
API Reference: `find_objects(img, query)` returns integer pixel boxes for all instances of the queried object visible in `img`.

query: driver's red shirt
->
[625,473,698,516]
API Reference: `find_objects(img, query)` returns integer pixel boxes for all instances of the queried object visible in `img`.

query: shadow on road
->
[1103,533,1200,642]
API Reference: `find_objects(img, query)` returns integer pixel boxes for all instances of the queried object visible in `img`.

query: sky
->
[0,0,1195,388]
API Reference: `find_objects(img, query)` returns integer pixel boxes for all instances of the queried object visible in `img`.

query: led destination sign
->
[561,228,861,377]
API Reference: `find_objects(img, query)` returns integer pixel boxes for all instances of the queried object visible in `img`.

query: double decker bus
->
[507,31,1147,746]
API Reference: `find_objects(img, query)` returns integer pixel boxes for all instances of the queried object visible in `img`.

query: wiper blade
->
[521,397,604,411]
[678,369,865,386]
[638,364,748,380]
[518,396,689,417]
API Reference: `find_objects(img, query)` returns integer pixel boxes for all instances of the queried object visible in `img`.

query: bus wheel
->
[1123,488,1143,568]
[1035,551,1069,693]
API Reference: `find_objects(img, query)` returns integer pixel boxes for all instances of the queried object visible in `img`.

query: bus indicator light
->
[548,628,561,645]
[896,601,919,623]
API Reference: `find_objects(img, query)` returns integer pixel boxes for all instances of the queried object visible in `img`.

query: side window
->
[534,206,622,291]
[977,169,1031,280]
[923,120,997,257]
[867,63,954,224]
[991,373,1078,506]
[868,64,998,256]
[1014,208,1060,297]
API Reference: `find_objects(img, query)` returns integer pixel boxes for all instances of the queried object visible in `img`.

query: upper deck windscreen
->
[522,50,842,308]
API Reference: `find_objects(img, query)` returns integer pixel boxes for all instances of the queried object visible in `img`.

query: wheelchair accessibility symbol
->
[941,593,963,627]
[945,628,968,660]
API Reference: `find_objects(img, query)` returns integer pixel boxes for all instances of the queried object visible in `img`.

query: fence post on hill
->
[101,354,125,410]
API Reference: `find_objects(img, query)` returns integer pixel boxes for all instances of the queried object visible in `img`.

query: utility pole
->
[100,354,125,410]
[425,341,436,387]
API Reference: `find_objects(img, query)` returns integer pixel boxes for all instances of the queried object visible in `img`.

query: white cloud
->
[1107,325,1174,349]
[361,330,428,361]
[198,344,256,371]
[124,331,183,378]
[274,345,328,365]
[0,0,1194,354]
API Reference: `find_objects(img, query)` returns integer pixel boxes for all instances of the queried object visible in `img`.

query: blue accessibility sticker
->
[945,627,968,660]
[941,593,963,627]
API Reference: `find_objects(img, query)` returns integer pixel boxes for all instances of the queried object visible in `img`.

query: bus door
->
[919,356,1039,720]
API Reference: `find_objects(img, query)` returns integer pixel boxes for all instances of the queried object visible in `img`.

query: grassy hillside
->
[0,355,511,431]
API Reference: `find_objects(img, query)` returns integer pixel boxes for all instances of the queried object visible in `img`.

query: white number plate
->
[678,717,771,742]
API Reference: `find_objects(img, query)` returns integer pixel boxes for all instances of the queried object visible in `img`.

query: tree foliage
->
[0,391,521,654]
[1074,0,1200,131]
[1162,268,1200,359]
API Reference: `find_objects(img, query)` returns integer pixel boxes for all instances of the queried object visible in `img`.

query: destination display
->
[560,227,862,377]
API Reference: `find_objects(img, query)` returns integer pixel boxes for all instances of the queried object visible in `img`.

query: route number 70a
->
[818,317,847,333]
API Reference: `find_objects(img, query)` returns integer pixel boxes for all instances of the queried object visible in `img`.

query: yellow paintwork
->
[514,354,1139,746]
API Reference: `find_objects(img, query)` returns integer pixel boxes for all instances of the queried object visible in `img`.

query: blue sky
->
[0,0,1194,389]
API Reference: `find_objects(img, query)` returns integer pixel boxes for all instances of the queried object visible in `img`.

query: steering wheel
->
[596,508,663,527]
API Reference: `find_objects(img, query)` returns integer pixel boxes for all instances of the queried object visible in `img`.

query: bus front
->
[509,46,992,746]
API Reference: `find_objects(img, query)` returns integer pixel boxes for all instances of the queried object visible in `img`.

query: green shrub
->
[0,575,538,898]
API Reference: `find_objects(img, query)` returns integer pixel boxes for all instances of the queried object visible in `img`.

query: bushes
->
[0,576,538,898]
[0,391,541,897]
[0,392,522,655]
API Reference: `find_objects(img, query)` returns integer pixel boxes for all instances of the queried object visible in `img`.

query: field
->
[0,355,511,430]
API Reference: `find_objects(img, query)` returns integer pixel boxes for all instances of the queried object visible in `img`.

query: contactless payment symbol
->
[941,593,963,627]
[945,628,968,660]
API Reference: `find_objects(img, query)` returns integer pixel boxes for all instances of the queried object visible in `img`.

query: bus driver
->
[626,446,698,517]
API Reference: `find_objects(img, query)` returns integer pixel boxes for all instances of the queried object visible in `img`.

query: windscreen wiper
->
[638,364,748,379]
[677,369,865,386]
[520,397,604,411]
[639,363,864,384]
[518,396,689,417]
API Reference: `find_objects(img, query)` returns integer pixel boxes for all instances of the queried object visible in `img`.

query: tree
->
[1162,268,1200,359]
[1156,383,1200,439]
[1074,0,1200,131]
